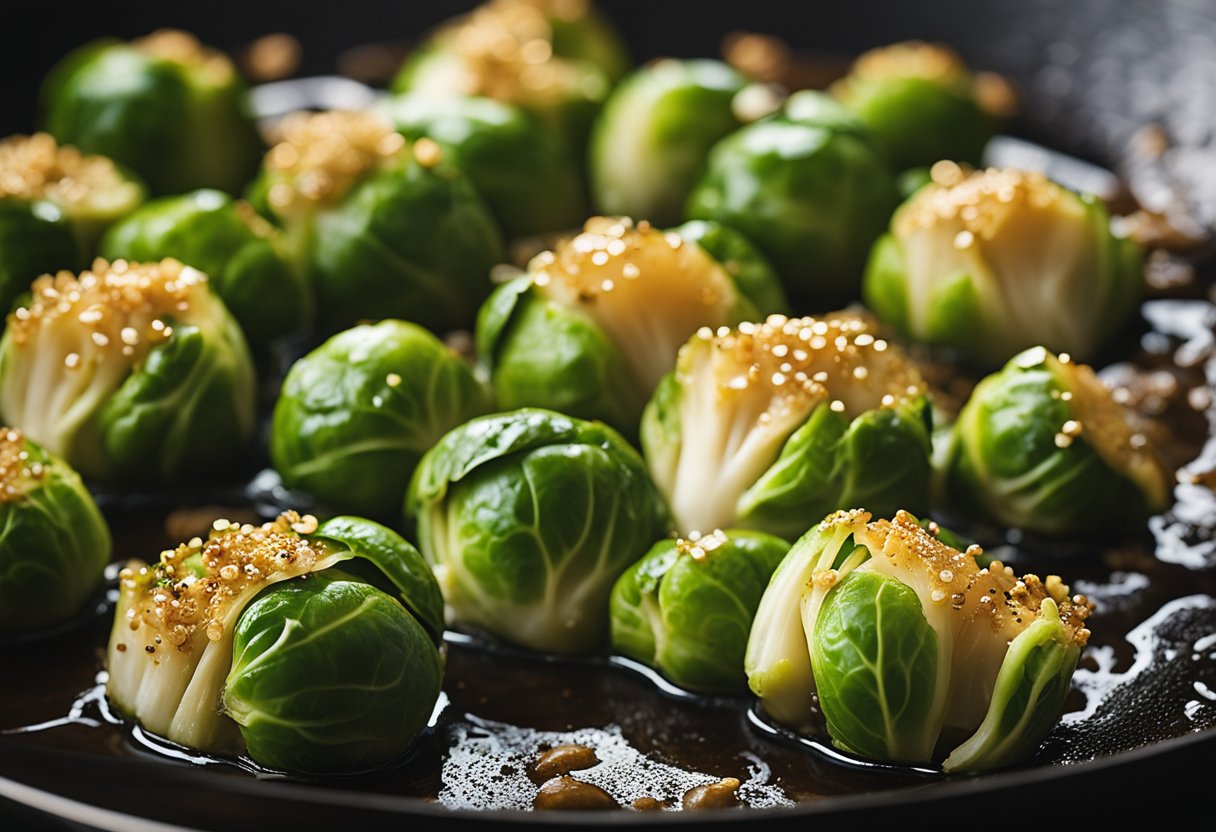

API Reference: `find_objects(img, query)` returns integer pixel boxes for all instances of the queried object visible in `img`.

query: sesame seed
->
[264,111,407,215]
[0,133,134,212]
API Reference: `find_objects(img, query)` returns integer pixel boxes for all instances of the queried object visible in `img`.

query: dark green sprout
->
[250,110,503,335]
[107,513,444,773]
[686,97,899,308]
[100,190,310,352]
[945,346,1170,535]
[42,29,263,195]
[379,93,585,239]
[0,428,111,635]
[610,528,789,693]
[271,320,493,518]
[407,408,671,653]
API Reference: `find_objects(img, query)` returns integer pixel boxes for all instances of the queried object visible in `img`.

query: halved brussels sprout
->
[686,114,899,307]
[863,163,1143,367]
[271,320,494,517]
[42,29,263,196]
[100,190,310,352]
[642,312,932,540]
[107,512,444,773]
[392,0,629,152]
[0,258,256,484]
[610,528,789,693]
[407,408,671,653]
[378,93,584,239]
[745,509,1093,772]
[589,59,749,226]
[478,216,787,434]
[0,428,111,635]
[0,134,145,321]
[252,110,503,334]
[945,346,1170,534]
[831,41,995,171]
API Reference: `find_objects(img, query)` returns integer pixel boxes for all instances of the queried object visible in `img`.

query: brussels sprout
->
[100,190,309,352]
[686,115,899,307]
[0,134,145,321]
[392,0,629,152]
[745,509,1093,772]
[945,346,1169,535]
[642,313,932,540]
[781,90,874,139]
[407,408,670,653]
[589,59,749,226]
[831,41,995,171]
[864,163,1143,367]
[478,216,787,434]
[378,93,584,239]
[0,258,256,484]
[41,29,263,196]
[271,320,493,517]
[610,528,788,693]
[0,428,111,635]
[107,512,444,773]
[252,111,503,334]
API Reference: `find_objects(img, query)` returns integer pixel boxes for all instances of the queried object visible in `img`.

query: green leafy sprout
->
[106,512,444,774]
[745,509,1093,772]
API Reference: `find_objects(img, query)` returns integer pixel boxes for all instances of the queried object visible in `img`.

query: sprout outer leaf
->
[476,280,642,433]
[223,570,443,773]
[808,570,941,762]
[0,434,111,634]
[610,529,789,693]
[314,515,445,644]
[673,219,789,317]
[942,598,1080,772]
